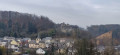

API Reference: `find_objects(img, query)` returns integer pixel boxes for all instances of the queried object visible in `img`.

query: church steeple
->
[37,33,40,38]
[36,33,41,43]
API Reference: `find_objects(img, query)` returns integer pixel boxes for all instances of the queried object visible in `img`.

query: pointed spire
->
[36,33,41,43]
[37,33,40,38]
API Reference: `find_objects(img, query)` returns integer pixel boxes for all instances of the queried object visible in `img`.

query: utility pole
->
[21,38,23,55]
[7,40,8,55]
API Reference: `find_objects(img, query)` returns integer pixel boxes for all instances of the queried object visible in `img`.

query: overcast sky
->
[0,0,120,28]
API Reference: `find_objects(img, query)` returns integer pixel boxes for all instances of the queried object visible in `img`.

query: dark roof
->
[29,40,36,44]
[23,38,31,40]
[4,36,15,39]
[0,38,3,40]
[1,40,8,42]
[39,41,45,43]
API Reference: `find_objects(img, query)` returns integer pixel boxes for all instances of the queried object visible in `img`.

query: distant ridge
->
[96,31,112,39]
[88,24,120,38]
[96,31,119,46]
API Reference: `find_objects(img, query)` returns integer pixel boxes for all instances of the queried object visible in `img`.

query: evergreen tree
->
[28,22,37,34]
[74,39,97,55]
[8,19,12,28]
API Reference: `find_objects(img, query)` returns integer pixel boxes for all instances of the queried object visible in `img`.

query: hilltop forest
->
[0,11,90,39]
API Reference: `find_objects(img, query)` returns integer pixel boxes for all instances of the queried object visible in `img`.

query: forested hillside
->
[0,11,56,38]
[87,24,120,39]
[0,11,89,38]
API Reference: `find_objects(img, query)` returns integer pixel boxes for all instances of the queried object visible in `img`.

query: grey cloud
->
[0,0,120,28]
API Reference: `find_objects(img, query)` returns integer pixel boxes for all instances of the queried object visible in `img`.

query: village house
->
[0,40,8,47]
[23,38,31,42]
[22,38,31,47]
[28,40,45,48]
[36,48,45,55]
[16,38,22,43]
[68,47,76,55]
[7,40,20,50]
[10,45,19,51]
[0,37,20,51]
[10,40,19,46]
[54,38,74,47]
[42,37,52,44]
[42,37,52,48]
[3,36,15,41]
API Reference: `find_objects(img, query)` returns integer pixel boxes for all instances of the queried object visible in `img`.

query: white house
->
[36,48,45,55]
[42,37,52,48]
[68,47,76,55]
[45,37,52,43]
[11,45,19,50]
[42,37,52,43]
[3,36,15,41]
[0,40,8,47]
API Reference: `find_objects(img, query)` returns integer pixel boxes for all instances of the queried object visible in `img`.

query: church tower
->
[36,33,41,43]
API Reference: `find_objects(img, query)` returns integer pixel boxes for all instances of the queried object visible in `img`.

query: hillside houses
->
[0,36,75,55]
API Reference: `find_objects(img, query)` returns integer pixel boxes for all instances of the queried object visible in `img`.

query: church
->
[28,34,46,48]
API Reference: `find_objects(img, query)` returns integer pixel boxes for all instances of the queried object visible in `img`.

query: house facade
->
[36,48,45,55]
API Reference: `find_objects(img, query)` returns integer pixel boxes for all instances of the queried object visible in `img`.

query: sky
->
[0,0,120,28]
